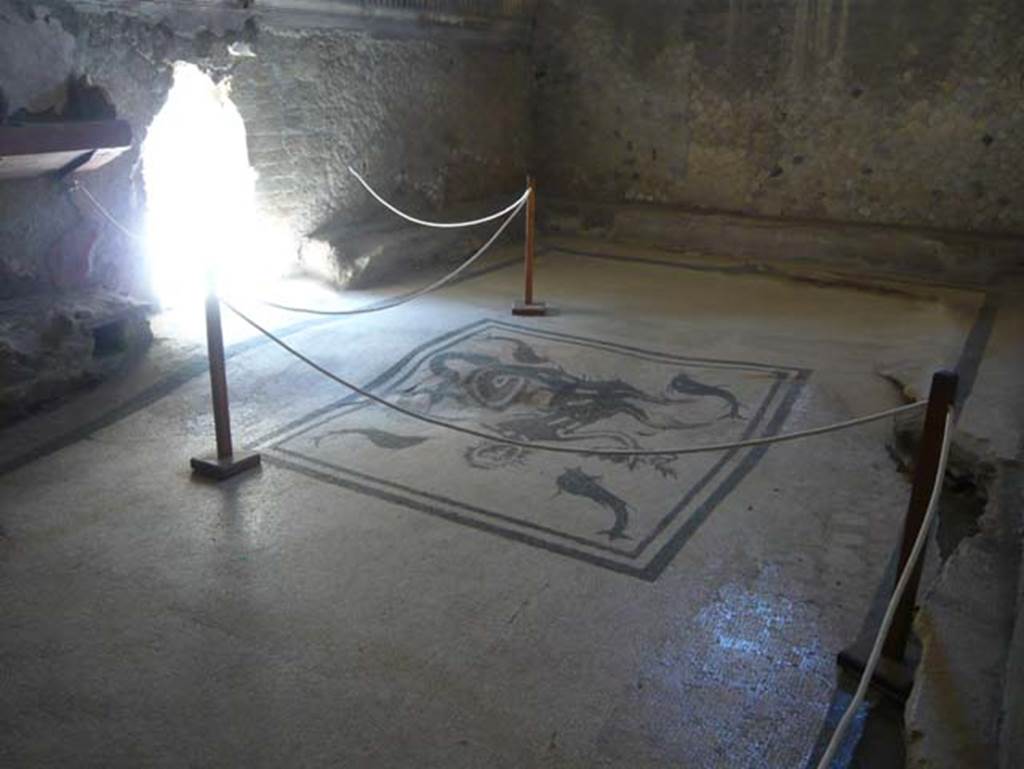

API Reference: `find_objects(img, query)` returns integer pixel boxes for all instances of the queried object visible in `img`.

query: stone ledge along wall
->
[0,0,532,420]
[531,0,1024,240]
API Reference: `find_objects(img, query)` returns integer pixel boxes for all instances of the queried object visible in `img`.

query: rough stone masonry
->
[0,0,532,420]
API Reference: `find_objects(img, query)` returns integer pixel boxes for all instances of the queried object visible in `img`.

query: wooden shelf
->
[0,120,133,180]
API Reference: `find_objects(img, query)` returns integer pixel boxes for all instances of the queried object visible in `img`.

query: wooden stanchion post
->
[837,370,958,700]
[512,175,547,316]
[190,280,261,480]
[883,370,958,658]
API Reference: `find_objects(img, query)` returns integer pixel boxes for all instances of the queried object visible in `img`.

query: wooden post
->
[512,175,547,316]
[190,280,261,480]
[837,370,958,700]
[524,174,536,306]
[205,290,233,459]
[883,370,958,659]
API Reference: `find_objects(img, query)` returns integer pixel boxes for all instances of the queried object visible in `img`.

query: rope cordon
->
[349,165,530,229]
[222,301,926,457]
[261,195,526,316]
[815,409,953,768]
[73,182,144,242]
[71,178,527,319]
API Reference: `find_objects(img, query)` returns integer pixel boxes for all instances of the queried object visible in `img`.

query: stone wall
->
[0,0,530,421]
[532,0,1024,236]
[8,0,1021,299]
[0,0,532,301]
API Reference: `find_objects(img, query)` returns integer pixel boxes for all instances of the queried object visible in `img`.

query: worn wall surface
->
[6,0,1022,301]
[0,0,532,301]
[0,0,530,420]
[532,0,1024,235]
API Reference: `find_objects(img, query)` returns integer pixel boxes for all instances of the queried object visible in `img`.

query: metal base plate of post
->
[512,301,548,317]
[190,451,262,481]
[837,642,915,702]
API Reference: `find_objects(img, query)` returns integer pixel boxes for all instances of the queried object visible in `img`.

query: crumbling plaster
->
[0,0,530,420]
[0,0,532,300]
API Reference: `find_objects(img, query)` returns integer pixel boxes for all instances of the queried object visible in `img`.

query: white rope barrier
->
[260,195,527,316]
[815,409,953,769]
[72,178,526,319]
[222,300,926,457]
[73,182,144,242]
[348,166,530,229]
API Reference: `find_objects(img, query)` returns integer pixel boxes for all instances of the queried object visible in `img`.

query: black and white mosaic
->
[260,319,809,580]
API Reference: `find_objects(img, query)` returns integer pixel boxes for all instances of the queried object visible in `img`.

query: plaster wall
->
[532,0,1024,236]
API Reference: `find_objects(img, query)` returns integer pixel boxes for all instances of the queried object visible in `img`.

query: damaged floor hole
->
[889,420,992,563]
[91,318,131,358]
[935,470,990,562]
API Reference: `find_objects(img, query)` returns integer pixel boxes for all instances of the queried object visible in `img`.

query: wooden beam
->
[0,121,132,180]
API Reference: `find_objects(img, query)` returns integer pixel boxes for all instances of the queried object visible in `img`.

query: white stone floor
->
[0,237,1007,768]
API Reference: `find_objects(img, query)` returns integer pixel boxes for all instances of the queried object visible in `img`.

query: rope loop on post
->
[72,181,145,243]
[259,194,527,316]
[348,166,530,229]
[71,178,528,319]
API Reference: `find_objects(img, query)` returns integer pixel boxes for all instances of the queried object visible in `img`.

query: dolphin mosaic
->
[556,467,633,541]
